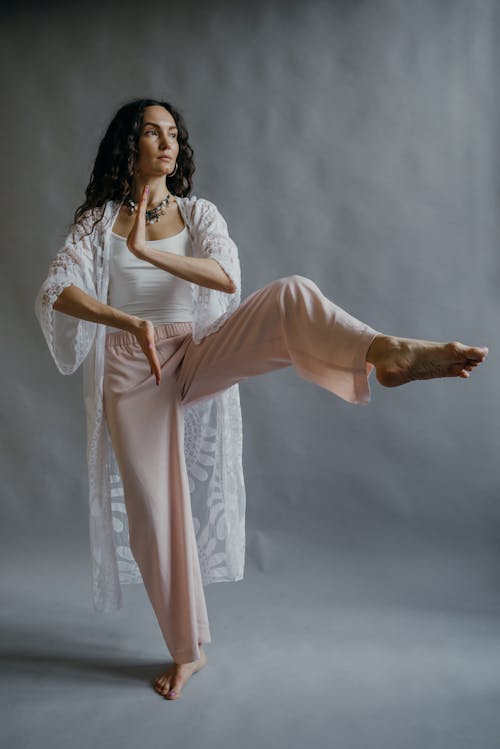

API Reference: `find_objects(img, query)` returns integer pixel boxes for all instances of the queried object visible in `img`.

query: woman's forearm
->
[137,246,236,294]
[53,284,142,332]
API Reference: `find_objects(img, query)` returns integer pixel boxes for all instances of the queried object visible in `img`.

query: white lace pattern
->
[34,196,246,613]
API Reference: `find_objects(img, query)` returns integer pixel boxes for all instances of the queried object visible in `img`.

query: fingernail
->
[168,690,176,696]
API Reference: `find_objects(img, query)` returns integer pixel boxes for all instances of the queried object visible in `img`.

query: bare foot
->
[153,643,207,701]
[366,335,489,388]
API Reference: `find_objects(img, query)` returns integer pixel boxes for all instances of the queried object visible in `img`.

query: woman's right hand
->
[130,318,162,386]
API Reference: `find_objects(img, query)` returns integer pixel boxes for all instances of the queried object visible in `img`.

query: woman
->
[34,97,488,701]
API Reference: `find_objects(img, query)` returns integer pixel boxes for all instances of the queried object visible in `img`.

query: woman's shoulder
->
[176,195,222,232]
[64,203,113,249]
[177,194,219,213]
[73,203,111,233]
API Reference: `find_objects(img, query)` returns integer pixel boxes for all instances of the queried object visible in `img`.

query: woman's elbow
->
[53,287,70,311]
[53,295,64,311]
[217,271,237,294]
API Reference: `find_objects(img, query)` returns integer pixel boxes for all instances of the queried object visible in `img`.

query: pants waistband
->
[105,321,193,349]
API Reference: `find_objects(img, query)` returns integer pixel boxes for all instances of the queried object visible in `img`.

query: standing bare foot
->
[153,643,207,701]
[366,335,488,387]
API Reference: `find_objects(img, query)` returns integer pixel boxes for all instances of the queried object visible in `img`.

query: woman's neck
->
[131,178,174,207]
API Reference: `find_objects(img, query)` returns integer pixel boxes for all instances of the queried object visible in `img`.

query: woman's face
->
[135,105,180,179]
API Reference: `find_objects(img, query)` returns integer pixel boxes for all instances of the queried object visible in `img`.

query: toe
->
[166,675,185,700]
[465,345,488,361]
[154,673,172,696]
[450,342,486,362]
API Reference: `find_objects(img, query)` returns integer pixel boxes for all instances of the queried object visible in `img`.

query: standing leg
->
[103,322,210,667]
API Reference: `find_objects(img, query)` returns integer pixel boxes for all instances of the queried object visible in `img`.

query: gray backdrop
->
[2,0,499,747]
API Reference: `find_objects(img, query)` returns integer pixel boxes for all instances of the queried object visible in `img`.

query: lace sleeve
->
[197,199,241,296]
[191,199,242,343]
[34,212,100,375]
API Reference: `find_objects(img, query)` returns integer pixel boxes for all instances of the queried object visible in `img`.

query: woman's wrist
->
[105,306,144,333]
[124,315,146,334]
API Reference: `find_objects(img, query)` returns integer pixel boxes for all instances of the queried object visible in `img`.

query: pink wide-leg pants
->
[103,275,380,664]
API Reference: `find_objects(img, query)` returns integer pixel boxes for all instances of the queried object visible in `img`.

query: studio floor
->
[2,520,500,749]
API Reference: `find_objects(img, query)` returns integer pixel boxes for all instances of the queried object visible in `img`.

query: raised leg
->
[178,275,379,407]
[177,275,488,405]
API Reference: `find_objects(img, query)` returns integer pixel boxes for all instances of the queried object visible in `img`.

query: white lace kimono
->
[34,196,246,613]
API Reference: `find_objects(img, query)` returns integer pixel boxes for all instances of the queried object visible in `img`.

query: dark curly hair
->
[72,97,195,238]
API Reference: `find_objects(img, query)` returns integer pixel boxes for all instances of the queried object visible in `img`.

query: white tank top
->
[106,226,194,332]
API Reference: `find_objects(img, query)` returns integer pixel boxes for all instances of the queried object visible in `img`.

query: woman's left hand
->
[126,183,150,258]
